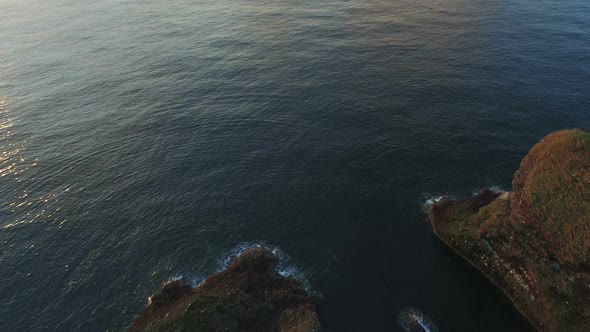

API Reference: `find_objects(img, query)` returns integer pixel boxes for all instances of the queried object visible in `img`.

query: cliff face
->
[429,129,590,331]
[129,248,322,332]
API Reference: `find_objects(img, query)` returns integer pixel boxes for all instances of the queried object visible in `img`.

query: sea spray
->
[217,242,314,294]
[421,185,507,213]
[169,273,206,288]
[472,185,507,196]
[398,308,438,332]
[419,194,452,212]
[166,242,314,294]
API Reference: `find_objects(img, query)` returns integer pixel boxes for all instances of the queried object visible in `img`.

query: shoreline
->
[430,221,539,331]
[426,129,590,331]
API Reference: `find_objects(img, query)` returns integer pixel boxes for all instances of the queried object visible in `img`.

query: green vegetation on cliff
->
[512,129,590,266]
[429,129,590,331]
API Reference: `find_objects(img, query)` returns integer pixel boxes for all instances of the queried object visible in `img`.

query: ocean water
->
[1,0,588,330]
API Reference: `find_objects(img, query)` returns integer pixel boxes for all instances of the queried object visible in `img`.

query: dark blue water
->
[1,0,588,330]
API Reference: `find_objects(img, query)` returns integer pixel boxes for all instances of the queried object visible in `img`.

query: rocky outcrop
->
[130,248,322,331]
[429,129,590,331]
[398,308,438,332]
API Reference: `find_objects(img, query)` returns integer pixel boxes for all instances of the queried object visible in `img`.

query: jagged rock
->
[429,129,590,331]
[130,248,321,332]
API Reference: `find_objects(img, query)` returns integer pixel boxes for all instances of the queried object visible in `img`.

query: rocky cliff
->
[129,247,321,332]
[429,129,590,331]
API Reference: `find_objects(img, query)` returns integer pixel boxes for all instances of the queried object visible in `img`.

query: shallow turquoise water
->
[0,0,588,330]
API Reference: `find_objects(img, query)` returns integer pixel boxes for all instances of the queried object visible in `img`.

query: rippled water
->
[1,0,588,330]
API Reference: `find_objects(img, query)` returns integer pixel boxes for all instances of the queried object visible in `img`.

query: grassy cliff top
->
[512,129,590,266]
[428,129,590,330]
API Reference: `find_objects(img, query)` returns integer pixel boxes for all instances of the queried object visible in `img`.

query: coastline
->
[129,247,322,331]
[129,130,590,331]
[426,129,590,331]
[430,218,539,331]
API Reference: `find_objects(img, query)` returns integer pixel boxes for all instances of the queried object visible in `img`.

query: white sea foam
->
[421,186,508,212]
[165,242,314,294]
[217,242,314,293]
[216,242,265,272]
[419,194,451,212]
[472,185,507,196]
[169,273,206,288]
[399,308,438,332]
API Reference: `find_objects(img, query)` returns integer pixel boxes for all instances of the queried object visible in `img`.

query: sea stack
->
[129,247,322,331]
[428,129,590,331]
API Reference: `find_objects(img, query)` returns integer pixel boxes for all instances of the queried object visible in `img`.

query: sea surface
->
[1,0,589,330]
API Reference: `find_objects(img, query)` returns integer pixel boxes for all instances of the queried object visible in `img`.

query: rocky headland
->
[429,129,590,331]
[129,247,321,331]
[131,129,589,331]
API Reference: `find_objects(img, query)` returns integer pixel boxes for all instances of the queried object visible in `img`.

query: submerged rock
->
[429,129,590,331]
[130,248,321,331]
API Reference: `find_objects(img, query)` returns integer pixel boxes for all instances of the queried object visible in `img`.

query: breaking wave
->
[167,242,313,294]
[472,185,507,196]
[421,185,508,212]
[169,273,206,288]
[217,242,313,293]
[398,308,438,332]
[419,193,452,212]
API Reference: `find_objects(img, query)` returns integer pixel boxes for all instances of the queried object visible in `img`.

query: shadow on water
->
[317,200,535,331]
